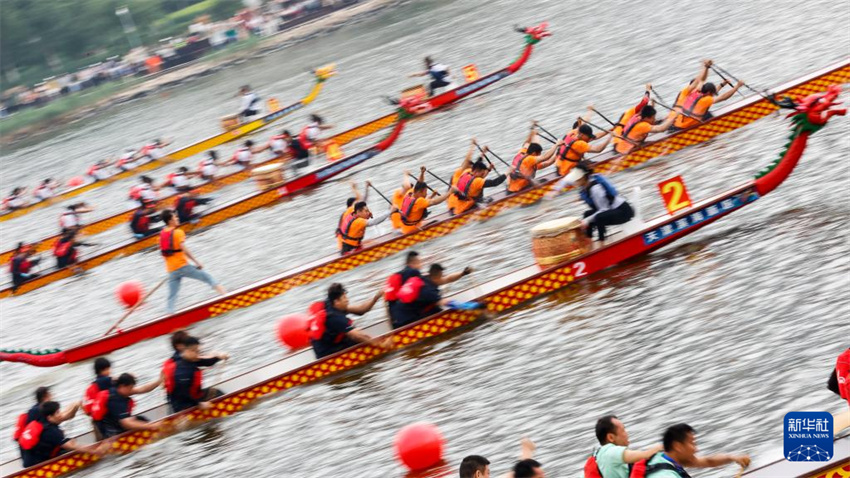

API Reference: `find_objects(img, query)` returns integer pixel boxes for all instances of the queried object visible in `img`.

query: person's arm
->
[347,181,362,203]
[689,453,750,469]
[77,206,95,214]
[524,121,538,148]
[462,139,476,169]
[483,173,507,187]
[429,189,453,206]
[650,114,676,133]
[714,80,744,103]
[587,135,612,153]
[519,437,536,460]
[119,416,158,431]
[345,328,392,349]
[57,401,81,422]
[401,171,412,191]
[536,139,564,169]
[435,267,472,286]
[347,290,382,315]
[131,374,163,395]
[622,444,664,464]
[409,70,428,78]
[416,166,426,185]
[367,208,394,226]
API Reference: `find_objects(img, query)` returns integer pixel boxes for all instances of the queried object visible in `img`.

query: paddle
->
[709,64,747,99]
[534,124,558,144]
[590,107,618,128]
[581,118,640,147]
[475,143,511,170]
[426,170,452,189]
[367,183,394,207]
[650,88,703,123]
[102,277,167,336]
[711,63,776,103]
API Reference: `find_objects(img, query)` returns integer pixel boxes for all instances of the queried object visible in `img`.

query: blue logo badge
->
[784,412,833,462]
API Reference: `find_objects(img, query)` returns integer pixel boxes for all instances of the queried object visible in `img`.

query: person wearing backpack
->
[642,423,750,477]
[585,415,662,478]
[19,401,99,468]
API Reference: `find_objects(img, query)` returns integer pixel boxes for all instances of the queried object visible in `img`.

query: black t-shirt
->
[396,277,442,327]
[311,302,354,358]
[22,421,68,468]
[169,355,220,413]
[97,388,132,438]
[94,374,113,391]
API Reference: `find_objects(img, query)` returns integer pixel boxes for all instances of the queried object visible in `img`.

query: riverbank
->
[0,0,399,147]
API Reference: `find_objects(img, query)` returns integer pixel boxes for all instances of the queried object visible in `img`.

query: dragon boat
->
[2,58,845,367]
[0,67,336,223]
[0,24,551,297]
[1,78,842,478]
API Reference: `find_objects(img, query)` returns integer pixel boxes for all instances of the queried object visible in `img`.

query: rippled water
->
[1,0,849,476]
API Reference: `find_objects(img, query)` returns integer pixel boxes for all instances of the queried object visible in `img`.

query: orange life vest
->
[337,212,365,247]
[159,229,182,256]
[400,193,426,226]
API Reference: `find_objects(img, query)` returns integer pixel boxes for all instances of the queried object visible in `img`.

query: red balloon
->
[395,422,444,471]
[67,176,85,187]
[277,313,312,349]
[116,281,144,308]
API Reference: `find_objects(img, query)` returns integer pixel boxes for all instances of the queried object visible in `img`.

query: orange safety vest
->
[337,212,366,247]
[400,193,426,226]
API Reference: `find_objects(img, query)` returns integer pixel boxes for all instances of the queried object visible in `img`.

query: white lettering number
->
[573,261,587,277]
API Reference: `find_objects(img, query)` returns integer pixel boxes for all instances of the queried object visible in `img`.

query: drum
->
[220,114,239,131]
[251,163,284,190]
[530,217,591,266]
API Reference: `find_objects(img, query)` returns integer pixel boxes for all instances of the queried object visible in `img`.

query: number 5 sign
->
[658,175,692,214]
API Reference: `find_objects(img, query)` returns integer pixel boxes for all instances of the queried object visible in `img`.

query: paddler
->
[612,105,675,155]
[160,209,227,313]
[449,158,507,215]
[93,373,160,438]
[612,84,652,135]
[671,59,744,131]
[385,251,423,326]
[14,387,80,460]
[59,202,94,234]
[82,358,161,438]
[33,179,59,202]
[238,85,261,119]
[3,187,28,211]
[308,283,392,359]
[282,129,312,169]
[164,167,192,192]
[391,263,480,329]
[54,229,94,270]
[337,201,395,255]
[410,56,454,96]
[590,415,663,478]
[10,243,41,292]
[645,423,749,477]
[506,125,561,193]
[174,190,213,225]
[399,167,453,234]
[138,138,170,162]
[227,140,254,168]
[256,129,289,157]
[538,122,610,178]
[389,171,414,230]
[18,401,100,468]
[298,114,333,154]
[164,336,228,413]
[198,151,219,181]
[87,159,112,181]
[129,176,158,205]
[114,147,139,171]
[564,161,634,241]
[130,200,162,238]
[335,180,367,239]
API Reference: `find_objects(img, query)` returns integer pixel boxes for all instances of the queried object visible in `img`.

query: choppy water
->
[1,0,849,476]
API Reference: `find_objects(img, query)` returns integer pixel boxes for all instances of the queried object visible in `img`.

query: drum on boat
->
[251,163,284,190]
[220,114,240,131]
[530,217,591,266]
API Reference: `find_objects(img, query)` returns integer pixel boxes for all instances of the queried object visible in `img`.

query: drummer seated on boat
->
[612,105,675,156]
[538,124,610,178]
[391,264,477,329]
[671,59,744,131]
[409,56,454,96]
[94,373,159,438]
[165,336,227,413]
[238,85,261,119]
[309,283,391,359]
[337,201,395,255]
[506,124,560,193]
[399,167,453,235]
[569,161,634,242]
[449,159,507,215]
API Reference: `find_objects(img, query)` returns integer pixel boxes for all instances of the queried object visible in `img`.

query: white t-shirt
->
[269,136,286,154]
[171,174,189,189]
[200,160,217,178]
[60,212,80,229]
[233,147,252,165]
[240,92,259,113]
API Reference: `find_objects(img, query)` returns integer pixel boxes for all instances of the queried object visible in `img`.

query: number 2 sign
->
[658,175,692,214]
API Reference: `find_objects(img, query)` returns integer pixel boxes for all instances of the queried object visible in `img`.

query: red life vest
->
[12,412,28,441]
[162,357,204,400]
[837,348,850,401]
[18,421,46,451]
[83,382,100,416]
[87,165,99,176]
[175,196,196,218]
[298,126,314,150]
[131,209,150,233]
[681,90,707,118]
[400,193,424,226]
[128,184,147,201]
[53,239,74,259]
[556,133,578,160]
[454,171,477,201]
[307,301,347,344]
[385,273,403,302]
[583,453,603,478]
[510,152,532,180]
[621,114,644,138]
[10,256,33,274]
[159,229,182,256]
[89,389,135,421]
[397,276,424,303]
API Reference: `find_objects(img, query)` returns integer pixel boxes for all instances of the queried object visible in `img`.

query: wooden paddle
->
[102,277,167,336]
[367,183,394,207]
[709,64,748,99]
[590,107,619,128]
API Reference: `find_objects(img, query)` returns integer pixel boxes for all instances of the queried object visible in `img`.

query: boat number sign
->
[658,175,692,214]
[462,64,480,83]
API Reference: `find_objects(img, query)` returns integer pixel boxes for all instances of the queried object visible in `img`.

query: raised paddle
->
[710,64,757,99]
[590,107,618,128]
[581,118,640,147]
[426,170,452,189]
[475,143,511,169]
[534,124,558,143]
[102,277,167,336]
[649,91,703,123]
[367,183,394,206]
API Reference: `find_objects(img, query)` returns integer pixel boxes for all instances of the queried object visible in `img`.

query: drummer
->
[565,161,634,241]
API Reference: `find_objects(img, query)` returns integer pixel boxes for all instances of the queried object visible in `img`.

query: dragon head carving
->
[520,22,551,44]
[783,84,845,128]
